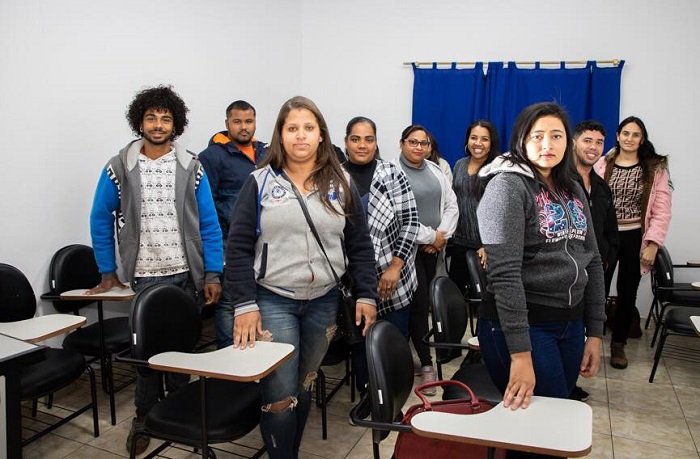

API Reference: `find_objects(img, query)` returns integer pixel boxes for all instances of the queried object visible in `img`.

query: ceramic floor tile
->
[589,400,612,436]
[686,417,700,451]
[299,408,366,459]
[577,372,608,404]
[21,432,84,459]
[612,435,700,459]
[668,359,700,389]
[65,444,126,458]
[606,376,683,416]
[677,385,700,419]
[586,432,613,459]
[610,404,695,450]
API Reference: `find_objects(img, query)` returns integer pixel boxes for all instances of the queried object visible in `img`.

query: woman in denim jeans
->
[476,103,605,456]
[224,96,378,458]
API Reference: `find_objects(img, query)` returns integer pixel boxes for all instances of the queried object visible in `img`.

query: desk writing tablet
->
[687,260,700,267]
[0,333,42,362]
[690,316,700,336]
[410,396,592,457]
[148,341,295,382]
[60,287,136,301]
[0,315,86,343]
[691,282,700,291]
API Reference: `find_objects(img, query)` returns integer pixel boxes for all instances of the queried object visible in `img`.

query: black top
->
[576,170,620,270]
[344,159,377,197]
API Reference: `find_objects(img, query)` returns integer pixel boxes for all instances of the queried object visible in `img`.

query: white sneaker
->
[419,366,437,396]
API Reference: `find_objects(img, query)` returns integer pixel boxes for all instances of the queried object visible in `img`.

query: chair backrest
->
[130,284,202,360]
[48,244,102,313]
[365,320,414,444]
[0,263,37,322]
[430,276,467,364]
[653,245,674,297]
[465,250,487,301]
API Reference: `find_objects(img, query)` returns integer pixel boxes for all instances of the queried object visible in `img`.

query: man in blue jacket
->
[87,85,223,454]
[198,100,267,348]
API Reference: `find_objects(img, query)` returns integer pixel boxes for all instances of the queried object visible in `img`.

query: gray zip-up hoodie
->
[225,166,378,316]
[477,155,606,353]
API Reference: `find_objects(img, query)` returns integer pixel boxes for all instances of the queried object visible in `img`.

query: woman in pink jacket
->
[594,116,672,370]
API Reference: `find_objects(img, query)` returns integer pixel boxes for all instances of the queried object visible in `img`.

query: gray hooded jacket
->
[477,155,606,353]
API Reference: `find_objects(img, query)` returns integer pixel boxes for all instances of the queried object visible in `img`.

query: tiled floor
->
[19,319,700,458]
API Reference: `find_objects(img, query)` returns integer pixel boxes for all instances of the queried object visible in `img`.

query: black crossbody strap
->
[281,171,344,287]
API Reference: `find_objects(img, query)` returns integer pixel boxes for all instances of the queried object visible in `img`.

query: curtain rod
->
[404,59,621,67]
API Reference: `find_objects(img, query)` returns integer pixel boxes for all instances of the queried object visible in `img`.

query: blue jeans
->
[215,283,235,348]
[132,272,195,416]
[256,285,339,459]
[478,319,585,399]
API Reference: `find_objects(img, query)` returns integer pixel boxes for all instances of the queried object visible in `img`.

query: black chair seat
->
[664,307,698,335]
[63,317,130,354]
[145,379,261,444]
[667,286,700,306]
[20,348,87,400]
[442,362,502,405]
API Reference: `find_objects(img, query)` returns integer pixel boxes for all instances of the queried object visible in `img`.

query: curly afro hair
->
[126,85,189,139]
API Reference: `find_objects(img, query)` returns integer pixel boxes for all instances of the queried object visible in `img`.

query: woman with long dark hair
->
[224,96,378,458]
[477,103,605,431]
[594,116,672,369]
[448,120,500,294]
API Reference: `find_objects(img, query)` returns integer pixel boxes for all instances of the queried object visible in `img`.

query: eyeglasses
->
[404,138,431,148]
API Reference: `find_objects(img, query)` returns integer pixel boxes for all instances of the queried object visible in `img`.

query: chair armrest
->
[422,328,471,350]
[349,396,412,433]
[657,286,699,292]
[40,292,61,301]
[114,354,147,368]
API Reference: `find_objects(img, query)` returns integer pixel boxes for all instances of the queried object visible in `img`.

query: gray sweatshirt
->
[477,155,606,353]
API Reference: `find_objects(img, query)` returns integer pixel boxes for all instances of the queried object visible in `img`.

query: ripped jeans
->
[256,285,339,459]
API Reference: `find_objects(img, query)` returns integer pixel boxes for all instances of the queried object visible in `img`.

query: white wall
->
[2,0,698,317]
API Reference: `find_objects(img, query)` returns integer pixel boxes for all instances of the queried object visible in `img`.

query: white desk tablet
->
[410,396,592,457]
[60,287,136,300]
[149,341,295,382]
[690,316,700,336]
[0,315,86,343]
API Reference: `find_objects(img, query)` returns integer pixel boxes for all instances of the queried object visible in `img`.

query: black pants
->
[612,229,642,344]
[447,244,471,296]
[408,251,438,367]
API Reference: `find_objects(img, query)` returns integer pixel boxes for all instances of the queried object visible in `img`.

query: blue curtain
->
[412,63,486,167]
[412,61,625,166]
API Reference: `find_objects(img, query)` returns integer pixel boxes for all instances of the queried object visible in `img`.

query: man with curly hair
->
[86,85,223,454]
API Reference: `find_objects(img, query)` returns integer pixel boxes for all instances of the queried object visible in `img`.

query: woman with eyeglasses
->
[448,120,500,295]
[594,116,672,370]
[394,124,458,395]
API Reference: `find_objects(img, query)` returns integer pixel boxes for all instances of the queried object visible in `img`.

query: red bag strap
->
[414,380,481,411]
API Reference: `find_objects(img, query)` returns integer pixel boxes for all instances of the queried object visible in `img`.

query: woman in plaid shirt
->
[343,116,419,409]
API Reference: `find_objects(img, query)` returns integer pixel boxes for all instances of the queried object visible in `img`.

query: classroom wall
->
[1,0,698,317]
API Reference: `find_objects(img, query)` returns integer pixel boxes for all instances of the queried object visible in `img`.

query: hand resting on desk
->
[86,278,128,295]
